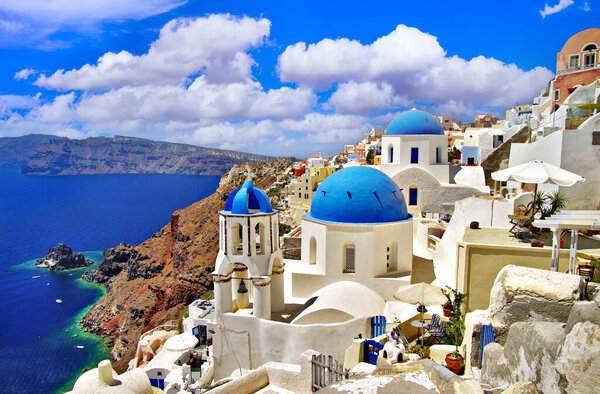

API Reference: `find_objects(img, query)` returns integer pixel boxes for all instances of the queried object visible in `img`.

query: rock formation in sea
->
[36,243,94,271]
[80,157,294,372]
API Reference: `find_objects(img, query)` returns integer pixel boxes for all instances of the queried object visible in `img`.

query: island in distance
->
[36,243,94,271]
[0,134,271,175]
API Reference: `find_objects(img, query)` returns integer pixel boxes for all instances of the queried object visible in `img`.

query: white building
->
[378,109,487,216]
[212,180,285,319]
[290,166,414,301]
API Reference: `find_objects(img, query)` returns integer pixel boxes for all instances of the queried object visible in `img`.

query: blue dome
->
[386,109,444,136]
[307,167,411,224]
[223,180,273,215]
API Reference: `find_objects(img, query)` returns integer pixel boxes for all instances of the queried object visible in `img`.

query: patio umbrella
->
[394,283,447,344]
[491,160,584,187]
[164,333,199,352]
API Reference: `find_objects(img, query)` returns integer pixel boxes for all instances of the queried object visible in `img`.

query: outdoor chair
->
[428,321,446,344]
[427,313,440,330]
[508,201,536,235]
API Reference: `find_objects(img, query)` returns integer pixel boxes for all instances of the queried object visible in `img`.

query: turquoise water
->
[0,168,220,393]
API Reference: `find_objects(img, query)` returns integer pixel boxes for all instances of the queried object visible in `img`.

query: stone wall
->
[464,265,599,393]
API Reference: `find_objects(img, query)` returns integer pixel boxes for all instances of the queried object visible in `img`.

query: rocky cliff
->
[0,134,58,167]
[80,157,294,372]
[35,243,94,271]
[8,134,269,175]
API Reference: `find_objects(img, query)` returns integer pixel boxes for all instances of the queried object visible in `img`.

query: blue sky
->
[0,0,597,156]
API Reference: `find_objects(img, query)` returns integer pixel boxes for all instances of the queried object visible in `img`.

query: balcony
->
[556,63,600,76]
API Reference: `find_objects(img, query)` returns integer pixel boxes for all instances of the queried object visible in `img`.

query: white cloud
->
[0,0,187,47]
[582,1,591,12]
[54,128,88,140]
[540,0,574,18]
[73,77,315,122]
[278,25,444,88]
[35,15,271,90]
[14,68,38,80]
[279,112,368,133]
[0,93,41,109]
[278,25,553,114]
[328,81,411,114]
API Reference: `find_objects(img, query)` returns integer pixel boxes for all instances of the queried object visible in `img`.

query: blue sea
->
[0,167,220,393]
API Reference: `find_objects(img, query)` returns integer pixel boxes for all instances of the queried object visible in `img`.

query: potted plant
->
[441,287,453,317]
[444,288,467,375]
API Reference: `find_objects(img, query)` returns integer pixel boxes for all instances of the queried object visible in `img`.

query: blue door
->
[409,188,418,206]
[363,340,383,365]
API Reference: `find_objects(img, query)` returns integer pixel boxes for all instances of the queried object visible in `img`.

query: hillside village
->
[70,28,600,394]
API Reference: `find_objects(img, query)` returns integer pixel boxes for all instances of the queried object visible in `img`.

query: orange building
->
[553,28,600,107]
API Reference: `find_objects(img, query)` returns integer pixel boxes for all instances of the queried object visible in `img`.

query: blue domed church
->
[291,166,414,300]
[379,109,483,216]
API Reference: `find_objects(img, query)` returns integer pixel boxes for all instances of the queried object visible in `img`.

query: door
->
[363,340,384,365]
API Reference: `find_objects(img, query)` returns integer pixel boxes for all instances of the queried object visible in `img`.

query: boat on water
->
[56,299,63,304]
[32,275,41,279]
[75,345,84,349]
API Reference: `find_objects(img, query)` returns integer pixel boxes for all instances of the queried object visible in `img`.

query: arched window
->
[388,144,394,163]
[309,236,317,265]
[583,44,598,51]
[255,223,265,255]
[387,241,397,272]
[343,243,356,273]
[231,223,243,255]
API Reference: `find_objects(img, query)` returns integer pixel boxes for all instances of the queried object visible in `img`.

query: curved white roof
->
[291,282,385,325]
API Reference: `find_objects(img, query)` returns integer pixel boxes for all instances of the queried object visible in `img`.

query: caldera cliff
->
[80,157,293,372]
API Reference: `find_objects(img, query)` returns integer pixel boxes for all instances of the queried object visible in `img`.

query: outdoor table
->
[410,320,430,345]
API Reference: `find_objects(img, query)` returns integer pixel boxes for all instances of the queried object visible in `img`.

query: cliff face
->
[20,135,270,175]
[80,157,294,372]
[0,134,58,167]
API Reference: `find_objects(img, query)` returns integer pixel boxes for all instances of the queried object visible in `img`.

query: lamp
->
[237,278,248,294]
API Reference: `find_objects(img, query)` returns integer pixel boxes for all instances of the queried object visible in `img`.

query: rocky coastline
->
[35,243,94,271]
[79,158,294,371]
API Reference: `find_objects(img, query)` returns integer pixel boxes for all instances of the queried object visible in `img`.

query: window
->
[343,244,355,273]
[435,147,441,164]
[569,54,579,68]
[409,187,418,206]
[309,236,317,265]
[554,90,560,101]
[388,144,394,163]
[298,193,301,198]
[593,131,600,145]
[584,53,596,68]
[387,242,397,272]
[583,44,598,51]
[410,147,419,164]
[255,223,265,255]
[231,223,243,255]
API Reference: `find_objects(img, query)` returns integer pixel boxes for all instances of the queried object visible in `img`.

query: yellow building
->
[456,226,600,311]
[288,167,337,208]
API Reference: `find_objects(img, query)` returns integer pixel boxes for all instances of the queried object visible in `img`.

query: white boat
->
[46,283,50,286]
[32,275,41,279]
[75,345,84,349]
[56,299,63,304]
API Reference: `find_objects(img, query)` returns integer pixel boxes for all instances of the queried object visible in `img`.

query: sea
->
[0,167,220,393]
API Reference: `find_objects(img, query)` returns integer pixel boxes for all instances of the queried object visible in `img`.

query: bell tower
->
[212,179,284,320]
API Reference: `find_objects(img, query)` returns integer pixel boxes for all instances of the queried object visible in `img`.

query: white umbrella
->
[394,283,447,345]
[164,333,199,352]
[393,283,447,306]
[491,160,584,187]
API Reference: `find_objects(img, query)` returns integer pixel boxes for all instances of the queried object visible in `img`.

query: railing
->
[311,354,349,391]
[556,63,600,76]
